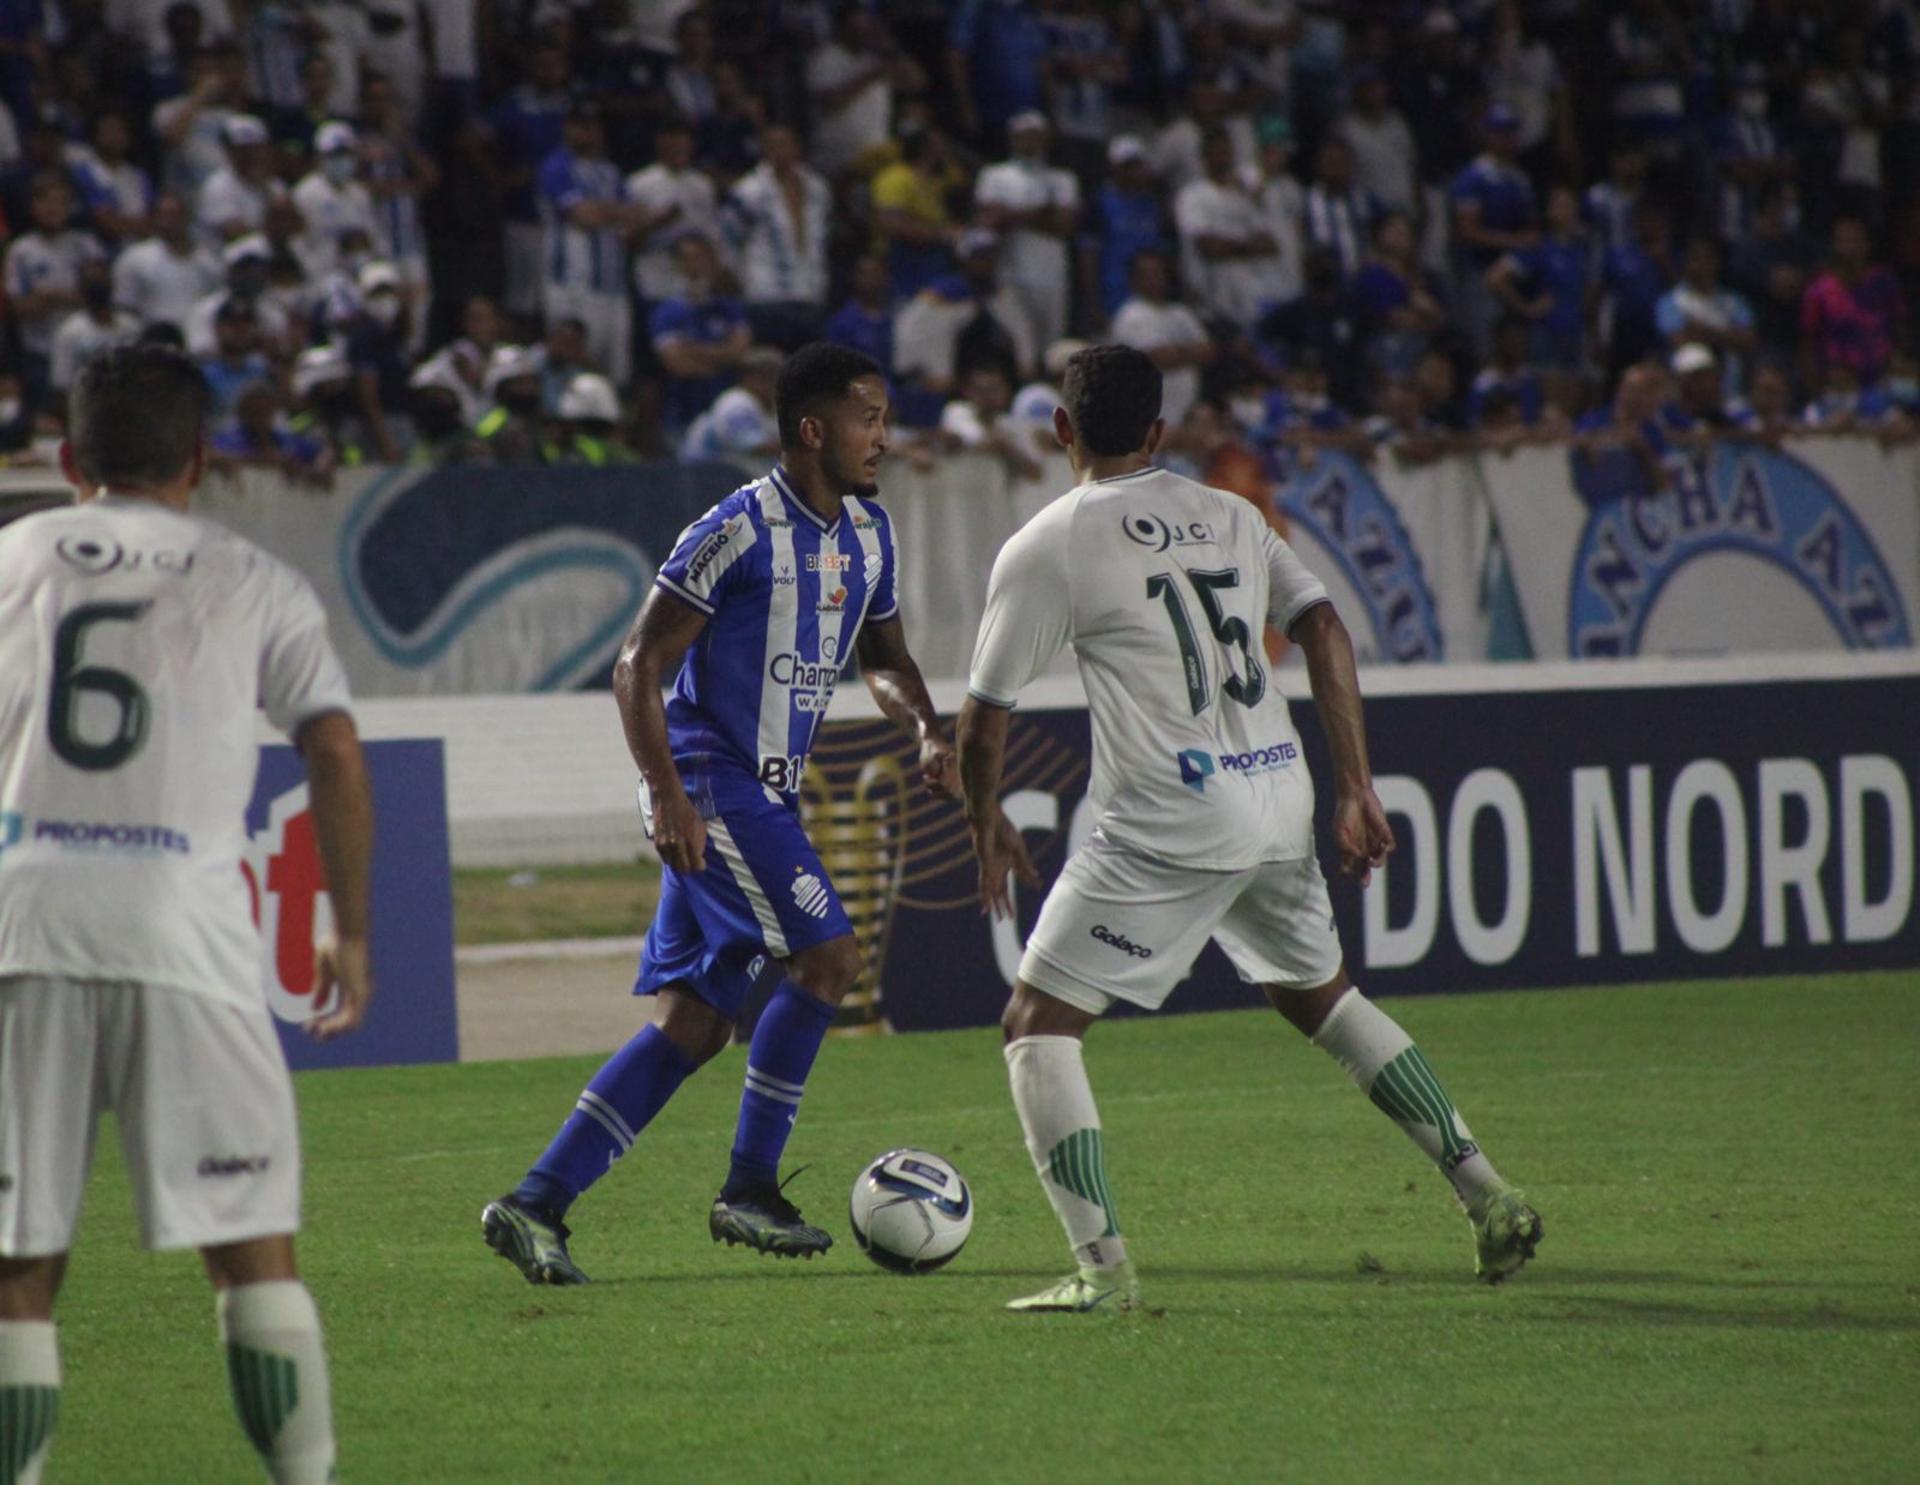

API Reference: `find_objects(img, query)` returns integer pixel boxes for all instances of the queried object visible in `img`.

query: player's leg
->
[1001,838,1241,1312]
[0,1256,66,1485]
[0,976,110,1484]
[202,1236,335,1485]
[703,785,862,1257]
[484,866,731,1283]
[1213,858,1543,1281]
[107,984,336,1480]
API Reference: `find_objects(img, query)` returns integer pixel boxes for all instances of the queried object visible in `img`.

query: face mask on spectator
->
[323,154,357,185]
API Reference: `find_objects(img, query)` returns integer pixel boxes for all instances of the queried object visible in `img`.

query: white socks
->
[218,1281,336,1485]
[1311,988,1501,1203]
[1005,1036,1128,1271]
[0,1321,60,1485]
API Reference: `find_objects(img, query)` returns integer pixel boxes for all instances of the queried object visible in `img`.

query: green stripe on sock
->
[227,1345,299,1459]
[1047,1128,1120,1238]
[1368,1047,1467,1163]
[0,1384,59,1483]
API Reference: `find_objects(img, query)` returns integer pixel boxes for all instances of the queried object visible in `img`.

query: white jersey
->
[969,467,1328,870]
[0,496,352,1010]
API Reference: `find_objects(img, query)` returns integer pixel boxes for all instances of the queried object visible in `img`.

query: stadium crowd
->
[2,0,1919,484]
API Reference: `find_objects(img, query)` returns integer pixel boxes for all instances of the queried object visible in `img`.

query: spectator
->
[1304,136,1378,283]
[289,343,377,466]
[1042,0,1126,183]
[699,61,768,182]
[1600,200,1676,379]
[1656,238,1758,395]
[210,379,332,480]
[1415,345,1467,431]
[1448,103,1538,354]
[1468,316,1546,428]
[1801,28,1891,207]
[1257,246,1368,414]
[423,294,507,427]
[185,234,284,355]
[893,227,1038,419]
[1110,248,1215,430]
[726,124,832,349]
[538,100,635,386]
[806,5,922,179]
[196,297,270,417]
[1605,0,1690,152]
[1728,361,1796,443]
[536,317,596,416]
[948,0,1048,148]
[196,114,286,247]
[335,259,411,460]
[1353,210,1448,382]
[1089,135,1171,323]
[649,233,751,440]
[627,117,724,307]
[940,361,1044,482]
[273,51,344,157]
[870,123,959,300]
[1799,215,1907,390]
[1365,374,1454,466]
[1153,77,1256,192]
[1485,0,1573,183]
[293,121,378,278]
[1572,362,1675,501]
[680,346,782,464]
[553,372,640,465]
[1177,125,1284,329]
[359,72,438,349]
[1715,62,1791,239]
[407,362,486,464]
[477,346,551,462]
[665,8,722,131]
[49,259,142,403]
[71,108,155,243]
[111,193,221,337]
[483,42,575,318]
[1252,115,1306,309]
[1583,143,1646,256]
[1008,337,1081,464]
[1800,357,1903,434]
[1335,65,1418,218]
[4,174,105,392]
[152,41,244,199]
[1662,342,1740,435]
[1488,183,1591,372]
[824,253,895,376]
[1729,180,1814,369]
[1,113,76,235]
[974,111,1081,351]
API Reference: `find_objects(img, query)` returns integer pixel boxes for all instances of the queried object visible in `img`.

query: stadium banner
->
[1482,438,1920,658]
[246,738,459,1070]
[805,667,1918,1033]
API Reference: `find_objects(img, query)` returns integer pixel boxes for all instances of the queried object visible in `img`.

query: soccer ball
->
[848,1149,974,1273]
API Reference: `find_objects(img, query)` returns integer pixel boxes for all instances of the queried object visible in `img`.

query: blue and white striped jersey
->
[656,467,899,796]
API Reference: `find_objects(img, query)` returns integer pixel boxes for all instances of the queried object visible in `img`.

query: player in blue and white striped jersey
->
[483,344,956,1282]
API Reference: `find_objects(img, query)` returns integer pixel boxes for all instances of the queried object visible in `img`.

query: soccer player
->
[0,345,374,1481]
[957,345,1542,1314]
[483,343,954,1283]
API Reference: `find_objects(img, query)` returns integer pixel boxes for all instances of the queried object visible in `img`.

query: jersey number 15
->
[1146,567,1265,715]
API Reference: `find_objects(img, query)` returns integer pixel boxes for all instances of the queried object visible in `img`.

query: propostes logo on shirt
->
[0,811,21,864]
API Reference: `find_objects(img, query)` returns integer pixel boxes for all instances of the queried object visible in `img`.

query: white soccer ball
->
[848,1149,974,1273]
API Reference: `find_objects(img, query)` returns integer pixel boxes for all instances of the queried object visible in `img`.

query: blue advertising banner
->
[245,739,458,1069]
[807,673,1918,1032]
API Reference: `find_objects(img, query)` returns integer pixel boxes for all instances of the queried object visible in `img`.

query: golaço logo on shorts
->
[1090,924,1153,959]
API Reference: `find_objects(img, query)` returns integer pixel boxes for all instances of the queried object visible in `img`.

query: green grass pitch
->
[51,971,1919,1483]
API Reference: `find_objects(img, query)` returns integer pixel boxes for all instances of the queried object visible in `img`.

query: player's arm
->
[612,588,710,873]
[855,616,956,799]
[298,710,376,1040]
[955,696,1039,919]
[1288,601,1395,887]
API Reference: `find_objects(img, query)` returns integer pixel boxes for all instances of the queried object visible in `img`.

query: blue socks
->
[517,1023,695,1218]
[725,981,837,1195]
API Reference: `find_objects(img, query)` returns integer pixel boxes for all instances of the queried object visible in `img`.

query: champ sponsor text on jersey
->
[655,467,898,796]
[969,467,1329,870]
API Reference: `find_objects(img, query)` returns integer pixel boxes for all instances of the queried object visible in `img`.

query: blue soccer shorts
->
[633,762,854,1017]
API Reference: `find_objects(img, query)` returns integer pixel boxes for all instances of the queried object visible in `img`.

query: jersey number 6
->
[1146,567,1266,716]
[49,601,153,772]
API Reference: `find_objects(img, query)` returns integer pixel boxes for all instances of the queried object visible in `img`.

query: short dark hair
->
[1061,344,1162,456]
[68,344,210,489]
[775,342,882,445]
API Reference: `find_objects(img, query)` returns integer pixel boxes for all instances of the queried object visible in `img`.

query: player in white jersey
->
[957,346,1541,1314]
[0,346,374,1482]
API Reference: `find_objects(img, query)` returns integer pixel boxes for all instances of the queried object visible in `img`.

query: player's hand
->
[1333,788,1395,887]
[919,733,959,799]
[307,936,373,1041]
[651,787,709,874]
[974,810,1041,920]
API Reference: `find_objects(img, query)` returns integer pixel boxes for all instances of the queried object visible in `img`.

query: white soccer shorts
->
[1018,831,1345,1016]
[0,977,301,1257]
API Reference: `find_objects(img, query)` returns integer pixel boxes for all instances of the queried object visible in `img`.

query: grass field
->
[452,862,661,945]
[52,971,1919,1484]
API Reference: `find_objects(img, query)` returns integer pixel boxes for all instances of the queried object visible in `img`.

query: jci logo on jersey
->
[1122,514,1214,553]
[241,782,333,1026]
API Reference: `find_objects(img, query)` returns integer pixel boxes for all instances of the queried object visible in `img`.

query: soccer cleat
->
[1005,1262,1142,1314]
[481,1195,591,1285]
[1467,1183,1543,1284]
[709,1174,833,1259]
